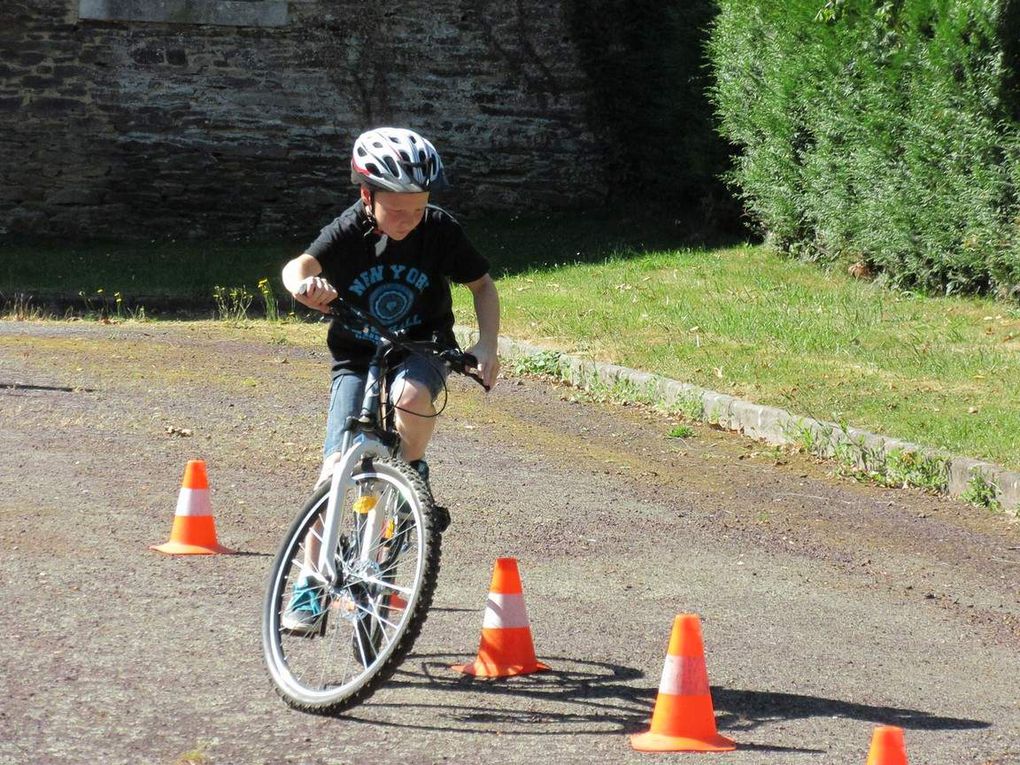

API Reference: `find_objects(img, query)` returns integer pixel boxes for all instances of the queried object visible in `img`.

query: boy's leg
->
[317,373,367,486]
[392,379,437,462]
[389,355,451,532]
[390,354,449,462]
[283,372,365,633]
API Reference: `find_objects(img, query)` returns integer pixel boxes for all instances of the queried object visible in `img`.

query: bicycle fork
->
[317,436,390,586]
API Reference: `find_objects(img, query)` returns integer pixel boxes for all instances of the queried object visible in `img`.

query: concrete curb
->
[454,327,1020,517]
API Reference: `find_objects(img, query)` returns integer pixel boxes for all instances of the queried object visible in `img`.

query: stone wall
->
[0,0,605,239]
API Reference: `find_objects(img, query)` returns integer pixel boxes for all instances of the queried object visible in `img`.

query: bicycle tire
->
[261,456,441,715]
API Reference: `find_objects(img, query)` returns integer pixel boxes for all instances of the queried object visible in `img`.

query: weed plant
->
[960,472,1003,510]
[213,285,253,322]
[0,293,46,321]
[258,278,280,322]
[831,439,950,494]
[675,392,706,422]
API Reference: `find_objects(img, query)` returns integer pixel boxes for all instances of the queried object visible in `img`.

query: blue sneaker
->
[282,577,324,633]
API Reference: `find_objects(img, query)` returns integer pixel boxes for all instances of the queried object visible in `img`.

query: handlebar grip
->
[296,282,341,311]
[440,349,488,391]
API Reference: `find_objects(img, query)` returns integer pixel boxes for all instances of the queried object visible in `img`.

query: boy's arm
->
[463,274,501,389]
[282,253,337,313]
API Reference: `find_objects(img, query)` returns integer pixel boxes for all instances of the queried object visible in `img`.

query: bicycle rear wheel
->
[262,456,440,714]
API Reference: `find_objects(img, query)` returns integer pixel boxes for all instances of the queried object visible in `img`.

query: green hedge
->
[709,0,1020,298]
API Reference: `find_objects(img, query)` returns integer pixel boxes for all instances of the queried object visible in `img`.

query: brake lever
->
[440,349,490,392]
[461,355,491,392]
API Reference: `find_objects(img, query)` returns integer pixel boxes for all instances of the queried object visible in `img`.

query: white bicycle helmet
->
[350,127,445,192]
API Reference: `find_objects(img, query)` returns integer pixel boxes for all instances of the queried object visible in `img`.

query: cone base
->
[451,660,550,678]
[630,730,736,753]
[150,541,234,555]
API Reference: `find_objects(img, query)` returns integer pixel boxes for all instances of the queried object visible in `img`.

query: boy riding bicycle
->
[280,127,501,631]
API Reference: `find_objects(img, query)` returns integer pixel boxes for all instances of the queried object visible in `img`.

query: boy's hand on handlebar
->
[464,343,500,390]
[295,277,338,313]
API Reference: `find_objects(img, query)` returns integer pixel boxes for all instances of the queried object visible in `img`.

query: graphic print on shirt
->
[348,264,431,341]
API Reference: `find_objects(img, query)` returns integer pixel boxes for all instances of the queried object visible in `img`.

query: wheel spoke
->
[356,575,413,597]
[263,459,436,712]
[353,596,399,632]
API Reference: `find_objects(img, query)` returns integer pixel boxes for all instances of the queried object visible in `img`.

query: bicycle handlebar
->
[297,284,490,391]
[437,347,488,391]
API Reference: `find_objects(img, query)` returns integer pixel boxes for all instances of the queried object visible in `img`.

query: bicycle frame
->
[316,337,401,586]
[305,294,485,587]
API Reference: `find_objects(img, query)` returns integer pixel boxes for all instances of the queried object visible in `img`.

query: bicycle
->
[261,295,487,714]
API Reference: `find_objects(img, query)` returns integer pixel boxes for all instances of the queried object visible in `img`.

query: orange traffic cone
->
[451,557,550,677]
[630,614,736,753]
[865,726,909,765]
[150,460,233,555]
[386,593,408,613]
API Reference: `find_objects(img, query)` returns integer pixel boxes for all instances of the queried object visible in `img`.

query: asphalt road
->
[1,320,1018,764]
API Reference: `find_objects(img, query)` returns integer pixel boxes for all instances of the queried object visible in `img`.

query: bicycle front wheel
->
[262,456,440,714]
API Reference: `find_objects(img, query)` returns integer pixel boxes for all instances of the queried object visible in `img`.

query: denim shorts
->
[323,352,449,458]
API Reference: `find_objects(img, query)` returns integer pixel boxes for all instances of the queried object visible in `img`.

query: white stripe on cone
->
[481,592,531,629]
[658,654,711,697]
[175,487,212,518]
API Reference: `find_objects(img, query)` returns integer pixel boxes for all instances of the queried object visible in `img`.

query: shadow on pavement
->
[713,687,990,734]
[340,654,987,751]
[0,381,96,393]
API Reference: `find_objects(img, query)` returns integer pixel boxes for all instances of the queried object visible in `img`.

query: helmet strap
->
[359,186,379,233]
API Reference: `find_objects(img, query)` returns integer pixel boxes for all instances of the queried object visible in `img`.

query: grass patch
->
[668,424,695,439]
[453,244,1020,470]
[832,441,950,494]
[3,218,1017,472]
[510,350,563,377]
[0,213,698,302]
[0,238,303,300]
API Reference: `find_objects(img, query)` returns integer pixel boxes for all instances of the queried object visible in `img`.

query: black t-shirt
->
[305,200,490,372]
